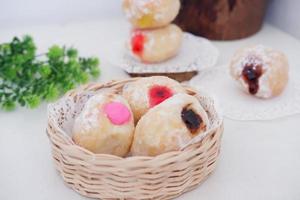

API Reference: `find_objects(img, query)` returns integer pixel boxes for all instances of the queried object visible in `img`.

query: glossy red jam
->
[149,85,173,107]
[242,64,263,95]
[131,31,145,55]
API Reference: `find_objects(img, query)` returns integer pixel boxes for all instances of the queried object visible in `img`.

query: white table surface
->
[1,19,300,200]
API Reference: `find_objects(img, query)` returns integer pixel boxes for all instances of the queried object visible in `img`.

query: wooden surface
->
[175,0,269,40]
[129,71,198,82]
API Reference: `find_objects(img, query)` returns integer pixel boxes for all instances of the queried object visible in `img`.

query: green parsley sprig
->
[0,35,100,111]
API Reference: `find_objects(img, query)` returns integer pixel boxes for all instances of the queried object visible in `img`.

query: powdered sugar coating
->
[124,0,160,19]
[131,93,210,156]
[73,92,132,135]
[71,91,135,156]
[231,45,274,98]
[127,24,183,63]
[122,76,186,121]
[122,0,180,29]
[73,93,106,134]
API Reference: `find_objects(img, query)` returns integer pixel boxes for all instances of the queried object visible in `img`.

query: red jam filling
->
[131,31,145,56]
[242,64,263,95]
[148,85,173,107]
[181,108,202,134]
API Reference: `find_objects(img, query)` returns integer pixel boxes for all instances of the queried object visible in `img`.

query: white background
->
[267,0,300,39]
[0,1,300,200]
[0,0,300,38]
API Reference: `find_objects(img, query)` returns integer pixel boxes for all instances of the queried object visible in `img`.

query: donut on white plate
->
[229,45,289,98]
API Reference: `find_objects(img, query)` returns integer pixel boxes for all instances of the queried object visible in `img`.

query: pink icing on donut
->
[103,102,131,125]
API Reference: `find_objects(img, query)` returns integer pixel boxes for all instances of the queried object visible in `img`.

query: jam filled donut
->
[122,0,180,29]
[229,45,289,98]
[122,76,186,122]
[72,92,134,156]
[131,93,210,156]
[128,24,183,63]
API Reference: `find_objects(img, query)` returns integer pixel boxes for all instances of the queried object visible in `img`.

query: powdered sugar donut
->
[131,93,210,156]
[122,76,186,122]
[122,0,180,29]
[72,92,134,156]
[229,45,289,98]
[128,24,183,63]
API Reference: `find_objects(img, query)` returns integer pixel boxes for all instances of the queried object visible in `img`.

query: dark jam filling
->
[181,108,202,134]
[242,64,263,95]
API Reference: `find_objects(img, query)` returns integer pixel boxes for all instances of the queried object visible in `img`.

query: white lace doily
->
[190,65,300,121]
[110,33,219,73]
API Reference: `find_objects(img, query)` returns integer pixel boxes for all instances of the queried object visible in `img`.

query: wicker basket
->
[46,78,224,200]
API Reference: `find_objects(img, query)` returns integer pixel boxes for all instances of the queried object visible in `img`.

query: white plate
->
[108,33,219,73]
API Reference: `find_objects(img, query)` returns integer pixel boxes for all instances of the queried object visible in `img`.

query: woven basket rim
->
[47,77,223,161]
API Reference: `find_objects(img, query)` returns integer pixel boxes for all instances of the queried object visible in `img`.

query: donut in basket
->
[131,93,210,156]
[122,76,186,121]
[47,76,223,200]
[72,92,134,157]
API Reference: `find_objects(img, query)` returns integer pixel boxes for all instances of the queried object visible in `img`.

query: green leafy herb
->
[0,35,100,111]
